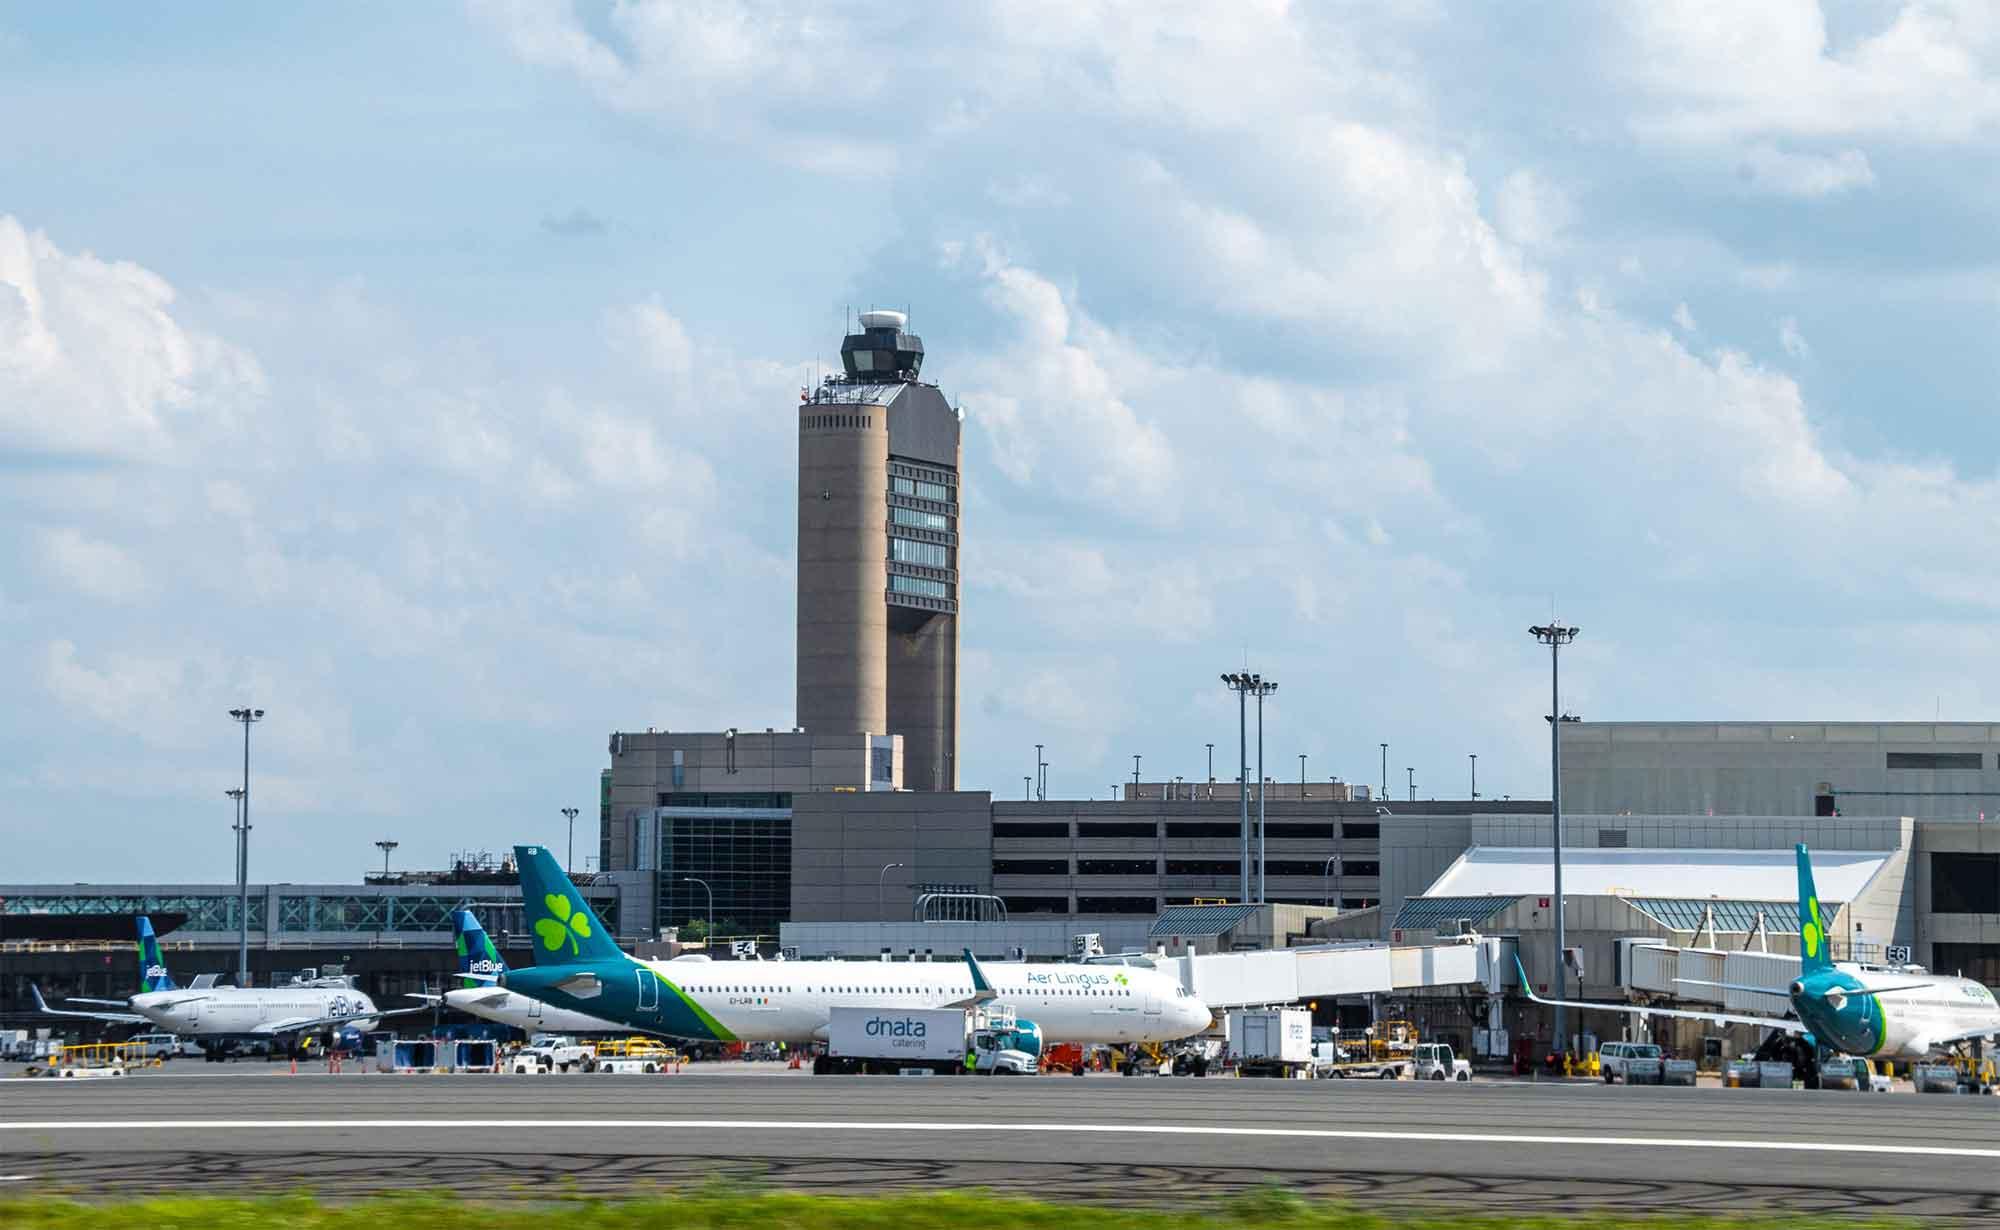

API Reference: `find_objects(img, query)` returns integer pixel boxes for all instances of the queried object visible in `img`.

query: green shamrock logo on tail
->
[536,894,592,955]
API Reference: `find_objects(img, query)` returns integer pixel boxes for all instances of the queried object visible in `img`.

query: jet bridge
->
[1159,937,1503,1010]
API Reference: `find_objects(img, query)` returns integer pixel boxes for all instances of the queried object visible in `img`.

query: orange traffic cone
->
[290,1057,297,1075]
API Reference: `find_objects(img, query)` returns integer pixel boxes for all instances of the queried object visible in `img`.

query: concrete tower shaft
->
[796,309,960,791]
[797,407,889,739]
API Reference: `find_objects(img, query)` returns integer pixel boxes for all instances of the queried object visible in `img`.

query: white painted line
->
[2,1119,1996,1160]
[0,1176,31,1183]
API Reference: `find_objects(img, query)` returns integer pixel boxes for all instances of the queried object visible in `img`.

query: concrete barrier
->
[1662,1059,1697,1086]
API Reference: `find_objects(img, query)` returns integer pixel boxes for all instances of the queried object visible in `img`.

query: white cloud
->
[1617,2,2000,144]
[36,527,148,602]
[0,216,264,459]
[959,241,1179,520]
[1494,169,1575,249]
[609,296,694,376]
[1780,316,1811,358]
[1673,302,1698,332]
[1736,144,1876,197]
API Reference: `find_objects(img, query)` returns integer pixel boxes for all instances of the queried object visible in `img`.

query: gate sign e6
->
[1886,944,1913,965]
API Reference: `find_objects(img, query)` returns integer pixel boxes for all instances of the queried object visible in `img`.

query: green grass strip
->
[0,1188,1920,1230]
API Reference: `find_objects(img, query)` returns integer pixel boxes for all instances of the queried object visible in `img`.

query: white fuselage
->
[1838,966,2000,1058]
[442,988,638,1036]
[638,958,1211,1044]
[131,986,381,1038]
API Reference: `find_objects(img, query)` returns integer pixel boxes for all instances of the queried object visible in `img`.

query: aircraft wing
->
[31,985,146,1024]
[940,948,999,1009]
[253,1005,433,1035]
[1517,958,1798,1031]
[1910,1024,2000,1051]
[404,993,443,1004]
[66,996,141,1007]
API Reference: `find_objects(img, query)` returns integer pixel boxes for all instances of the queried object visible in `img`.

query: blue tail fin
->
[136,916,176,992]
[513,844,623,966]
[453,909,508,987]
[1796,843,1832,975]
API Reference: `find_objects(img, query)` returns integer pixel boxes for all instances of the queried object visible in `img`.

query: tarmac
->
[5,1067,1999,1217]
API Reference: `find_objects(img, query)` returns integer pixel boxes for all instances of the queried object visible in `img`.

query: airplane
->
[496,844,1213,1048]
[408,908,686,1037]
[32,915,426,1059]
[1519,842,2000,1070]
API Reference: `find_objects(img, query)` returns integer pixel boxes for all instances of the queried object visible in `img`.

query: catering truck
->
[1228,1008,1315,1078]
[819,1005,1039,1075]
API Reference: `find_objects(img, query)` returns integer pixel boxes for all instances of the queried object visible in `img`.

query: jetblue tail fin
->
[453,909,508,987]
[513,845,623,966]
[136,916,176,992]
[1796,843,1832,975]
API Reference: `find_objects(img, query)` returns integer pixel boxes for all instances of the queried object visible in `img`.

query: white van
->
[1597,1040,1664,1084]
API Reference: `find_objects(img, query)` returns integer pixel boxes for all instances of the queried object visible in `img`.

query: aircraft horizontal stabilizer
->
[30,984,146,1024]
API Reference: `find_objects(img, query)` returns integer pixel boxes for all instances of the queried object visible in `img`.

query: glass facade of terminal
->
[2,889,617,940]
[655,806,793,939]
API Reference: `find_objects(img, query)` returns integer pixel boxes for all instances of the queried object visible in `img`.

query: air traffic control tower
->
[797,310,961,790]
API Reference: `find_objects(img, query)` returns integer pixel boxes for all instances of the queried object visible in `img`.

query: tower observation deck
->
[797,310,961,791]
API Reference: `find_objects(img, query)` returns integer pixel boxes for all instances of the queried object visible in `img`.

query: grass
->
[0,1188,1922,1230]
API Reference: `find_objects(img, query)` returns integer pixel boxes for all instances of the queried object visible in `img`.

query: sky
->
[3,2,1998,883]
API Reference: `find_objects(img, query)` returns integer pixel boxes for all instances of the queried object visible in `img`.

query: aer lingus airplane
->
[497,844,1213,1045]
[409,908,684,1037]
[32,916,426,1057]
[1520,843,2000,1064]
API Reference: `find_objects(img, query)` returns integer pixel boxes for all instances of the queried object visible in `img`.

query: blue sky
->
[3,2,1997,881]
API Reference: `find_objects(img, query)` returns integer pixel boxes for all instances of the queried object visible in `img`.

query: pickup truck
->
[1597,1041,1665,1084]
[510,1040,596,1074]
[1411,1042,1472,1081]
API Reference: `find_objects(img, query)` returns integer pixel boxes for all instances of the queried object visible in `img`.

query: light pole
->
[1253,677,1277,902]
[1132,754,1142,796]
[1470,754,1478,799]
[227,706,263,988]
[374,840,398,878]
[682,876,713,941]
[878,862,907,919]
[1023,776,1032,801]
[1205,743,1214,782]
[1379,743,1388,801]
[225,788,245,976]
[1220,673,1257,904]
[1323,854,1341,908]
[1034,744,1045,802]
[1298,753,1307,798]
[1407,767,1415,802]
[1531,622,1581,1058]
[560,806,580,873]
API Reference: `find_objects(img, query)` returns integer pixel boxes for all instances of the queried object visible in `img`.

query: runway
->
[6,1071,2000,1217]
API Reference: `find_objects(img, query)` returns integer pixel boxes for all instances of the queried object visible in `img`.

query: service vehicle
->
[509,1039,596,1073]
[126,1032,198,1060]
[1411,1042,1472,1081]
[1597,1040,1665,1084]
[1228,1008,1314,1078]
[818,1004,1038,1075]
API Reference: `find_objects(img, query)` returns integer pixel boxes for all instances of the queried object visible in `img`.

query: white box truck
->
[1228,1008,1314,1078]
[820,1006,1038,1075]
[825,1007,970,1075]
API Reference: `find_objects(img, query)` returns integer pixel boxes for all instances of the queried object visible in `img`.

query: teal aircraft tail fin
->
[453,909,508,987]
[514,845,623,966]
[136,916,176,992]
[1796,843,1833,975]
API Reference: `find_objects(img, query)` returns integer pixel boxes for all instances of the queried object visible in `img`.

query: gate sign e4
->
[1886,944,1913,965]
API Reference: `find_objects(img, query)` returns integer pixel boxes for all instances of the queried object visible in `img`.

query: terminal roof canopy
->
[1424,846,1891,902]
